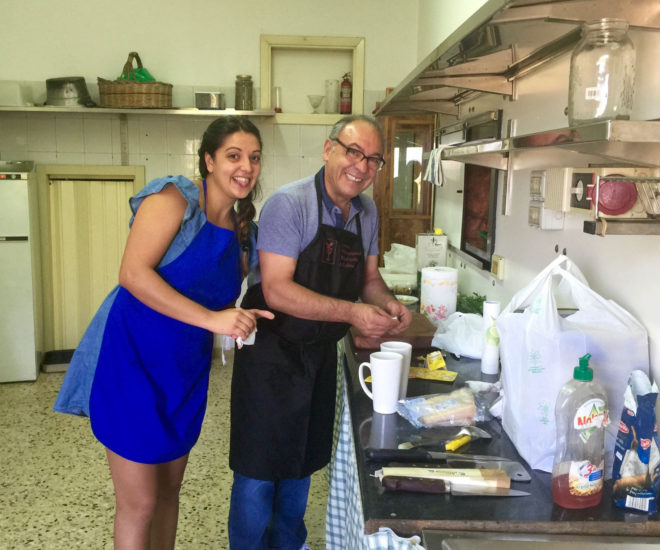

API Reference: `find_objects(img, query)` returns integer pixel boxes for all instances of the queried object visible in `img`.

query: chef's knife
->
[381,475,530,497]
[365,448,531,482]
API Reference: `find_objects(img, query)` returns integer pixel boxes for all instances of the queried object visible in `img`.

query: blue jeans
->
[228,472,311,550]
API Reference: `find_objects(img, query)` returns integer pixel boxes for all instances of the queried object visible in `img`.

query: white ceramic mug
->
[380,341,412,400]
[358,351,403,414]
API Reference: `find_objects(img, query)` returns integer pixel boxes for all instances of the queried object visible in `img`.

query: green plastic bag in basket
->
[118,52,156,82]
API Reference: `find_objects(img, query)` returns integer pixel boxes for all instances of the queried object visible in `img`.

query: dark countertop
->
[342,333,660,537]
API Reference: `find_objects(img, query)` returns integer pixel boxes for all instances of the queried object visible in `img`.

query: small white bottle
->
[552,353,609,508]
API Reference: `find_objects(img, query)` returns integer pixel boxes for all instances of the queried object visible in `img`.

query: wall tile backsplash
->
[0,112,334,214]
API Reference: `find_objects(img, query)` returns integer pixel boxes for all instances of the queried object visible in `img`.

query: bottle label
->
[584,86,601,101]
[573,398,608,430]
[568,459,604,496]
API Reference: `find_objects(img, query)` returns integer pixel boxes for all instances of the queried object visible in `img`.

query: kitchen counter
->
[337,333,660,540]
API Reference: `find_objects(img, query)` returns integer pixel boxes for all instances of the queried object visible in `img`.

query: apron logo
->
[321,239,361,268]
[322,239,338,264]
[339,246,361,268]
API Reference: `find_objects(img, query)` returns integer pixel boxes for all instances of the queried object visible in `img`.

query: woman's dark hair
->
[198,116,263,244]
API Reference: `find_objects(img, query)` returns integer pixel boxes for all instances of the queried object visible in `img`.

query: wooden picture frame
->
[460,164,499,270]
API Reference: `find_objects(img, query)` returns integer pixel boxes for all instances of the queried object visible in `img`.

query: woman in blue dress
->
[54,116,273,549]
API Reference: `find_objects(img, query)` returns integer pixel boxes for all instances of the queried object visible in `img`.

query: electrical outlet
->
[570,171,594,210]
[491,254,504,280]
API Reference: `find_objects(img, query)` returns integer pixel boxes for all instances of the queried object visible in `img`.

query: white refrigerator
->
[0,161,43,382]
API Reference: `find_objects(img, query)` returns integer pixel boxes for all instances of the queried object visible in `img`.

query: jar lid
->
[584,18,629,31]
[236,74,252,80]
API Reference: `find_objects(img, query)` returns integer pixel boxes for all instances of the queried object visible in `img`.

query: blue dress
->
[54,176,241,464]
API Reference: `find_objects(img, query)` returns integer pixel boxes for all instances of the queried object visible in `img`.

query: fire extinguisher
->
[340,72,352,114]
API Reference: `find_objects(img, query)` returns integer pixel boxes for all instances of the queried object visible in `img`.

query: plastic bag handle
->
[554,266,647,330]
[120,52,143,81]
[501,255,586,315]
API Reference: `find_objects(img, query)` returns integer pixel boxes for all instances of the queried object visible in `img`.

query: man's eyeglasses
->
[333,138,385,171]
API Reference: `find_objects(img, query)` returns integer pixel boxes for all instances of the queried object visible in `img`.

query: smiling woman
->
[52,116,274,550]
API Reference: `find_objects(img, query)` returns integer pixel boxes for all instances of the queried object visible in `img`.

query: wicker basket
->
[97,52,172,108]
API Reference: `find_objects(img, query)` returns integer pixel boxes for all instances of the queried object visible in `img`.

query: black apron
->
[230,170,365,480]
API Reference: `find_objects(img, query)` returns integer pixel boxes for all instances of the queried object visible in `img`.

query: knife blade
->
[381,476,530,497]
[365,447,531,482]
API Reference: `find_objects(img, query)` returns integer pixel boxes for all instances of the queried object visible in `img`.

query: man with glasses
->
[228,115,412,550]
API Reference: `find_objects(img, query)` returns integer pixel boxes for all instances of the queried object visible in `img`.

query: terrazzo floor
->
[0,351,328,549]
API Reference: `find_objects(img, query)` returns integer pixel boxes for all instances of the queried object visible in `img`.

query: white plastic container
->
[552,353,609,508]
[0,81,24,106]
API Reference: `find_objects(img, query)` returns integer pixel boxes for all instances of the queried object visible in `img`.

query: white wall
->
[0,0,421,208]
[1,0,418,113]
[416,0,489,62]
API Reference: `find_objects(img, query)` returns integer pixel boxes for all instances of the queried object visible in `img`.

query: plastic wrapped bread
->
[396,387,476,428]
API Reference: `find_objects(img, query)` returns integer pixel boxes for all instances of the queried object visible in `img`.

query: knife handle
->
[365,448,430,462]
[382,476,449,494]
[445,434,471,451]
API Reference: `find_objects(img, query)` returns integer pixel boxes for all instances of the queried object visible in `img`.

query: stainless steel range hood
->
[374,0,660,117]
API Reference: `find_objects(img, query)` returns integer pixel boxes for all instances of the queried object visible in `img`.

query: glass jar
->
[235,74,253,111]
[568,18,635,126]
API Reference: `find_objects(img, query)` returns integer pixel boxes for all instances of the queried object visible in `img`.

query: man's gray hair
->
[328,115,385,151]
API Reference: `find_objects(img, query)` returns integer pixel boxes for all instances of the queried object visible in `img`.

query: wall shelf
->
[274,113,343,125]
[442,120,660,171]
[0,105,276,117]
[441,120,660,237]
[0,106,346,126]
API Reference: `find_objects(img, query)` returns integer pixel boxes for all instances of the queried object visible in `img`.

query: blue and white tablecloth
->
[325,342,425,550]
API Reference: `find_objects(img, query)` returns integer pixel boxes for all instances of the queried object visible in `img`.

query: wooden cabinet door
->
[374,115,436,266]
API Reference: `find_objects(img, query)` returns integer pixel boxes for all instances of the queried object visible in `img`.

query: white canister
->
[419,266,458,327]
[325,79,340,114]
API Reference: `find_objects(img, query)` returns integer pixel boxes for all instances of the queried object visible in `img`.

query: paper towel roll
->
[481,300,500,375]
[419,266,458,327]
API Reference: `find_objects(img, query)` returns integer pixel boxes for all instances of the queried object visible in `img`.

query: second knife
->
[365,447,531,482]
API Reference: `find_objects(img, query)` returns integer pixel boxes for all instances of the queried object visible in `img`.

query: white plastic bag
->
[497,255,649,475]
[431,312,483,359]
[383,243,417,274]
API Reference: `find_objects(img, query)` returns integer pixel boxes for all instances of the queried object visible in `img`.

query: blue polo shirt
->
[257,167,379,260]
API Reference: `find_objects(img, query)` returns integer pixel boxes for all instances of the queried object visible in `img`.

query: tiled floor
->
[0,352,328,549]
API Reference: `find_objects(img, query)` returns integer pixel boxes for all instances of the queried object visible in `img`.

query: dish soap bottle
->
[552,353,609,508]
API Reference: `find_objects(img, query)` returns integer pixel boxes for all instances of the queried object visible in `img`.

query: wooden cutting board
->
[350,312,437,350]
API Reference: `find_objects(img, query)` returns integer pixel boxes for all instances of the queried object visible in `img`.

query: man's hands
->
[350,299,412,338]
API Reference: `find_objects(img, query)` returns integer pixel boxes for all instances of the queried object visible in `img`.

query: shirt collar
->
[319,166,363,228]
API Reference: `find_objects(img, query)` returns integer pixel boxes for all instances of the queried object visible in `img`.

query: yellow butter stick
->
[408,367,457,382]
[425,351,446,371]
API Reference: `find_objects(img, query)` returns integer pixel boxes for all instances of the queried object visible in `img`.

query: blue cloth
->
[54,175,241,464]
[256,167,379,260]
[326,353,425,550]
[228,473,310,550]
